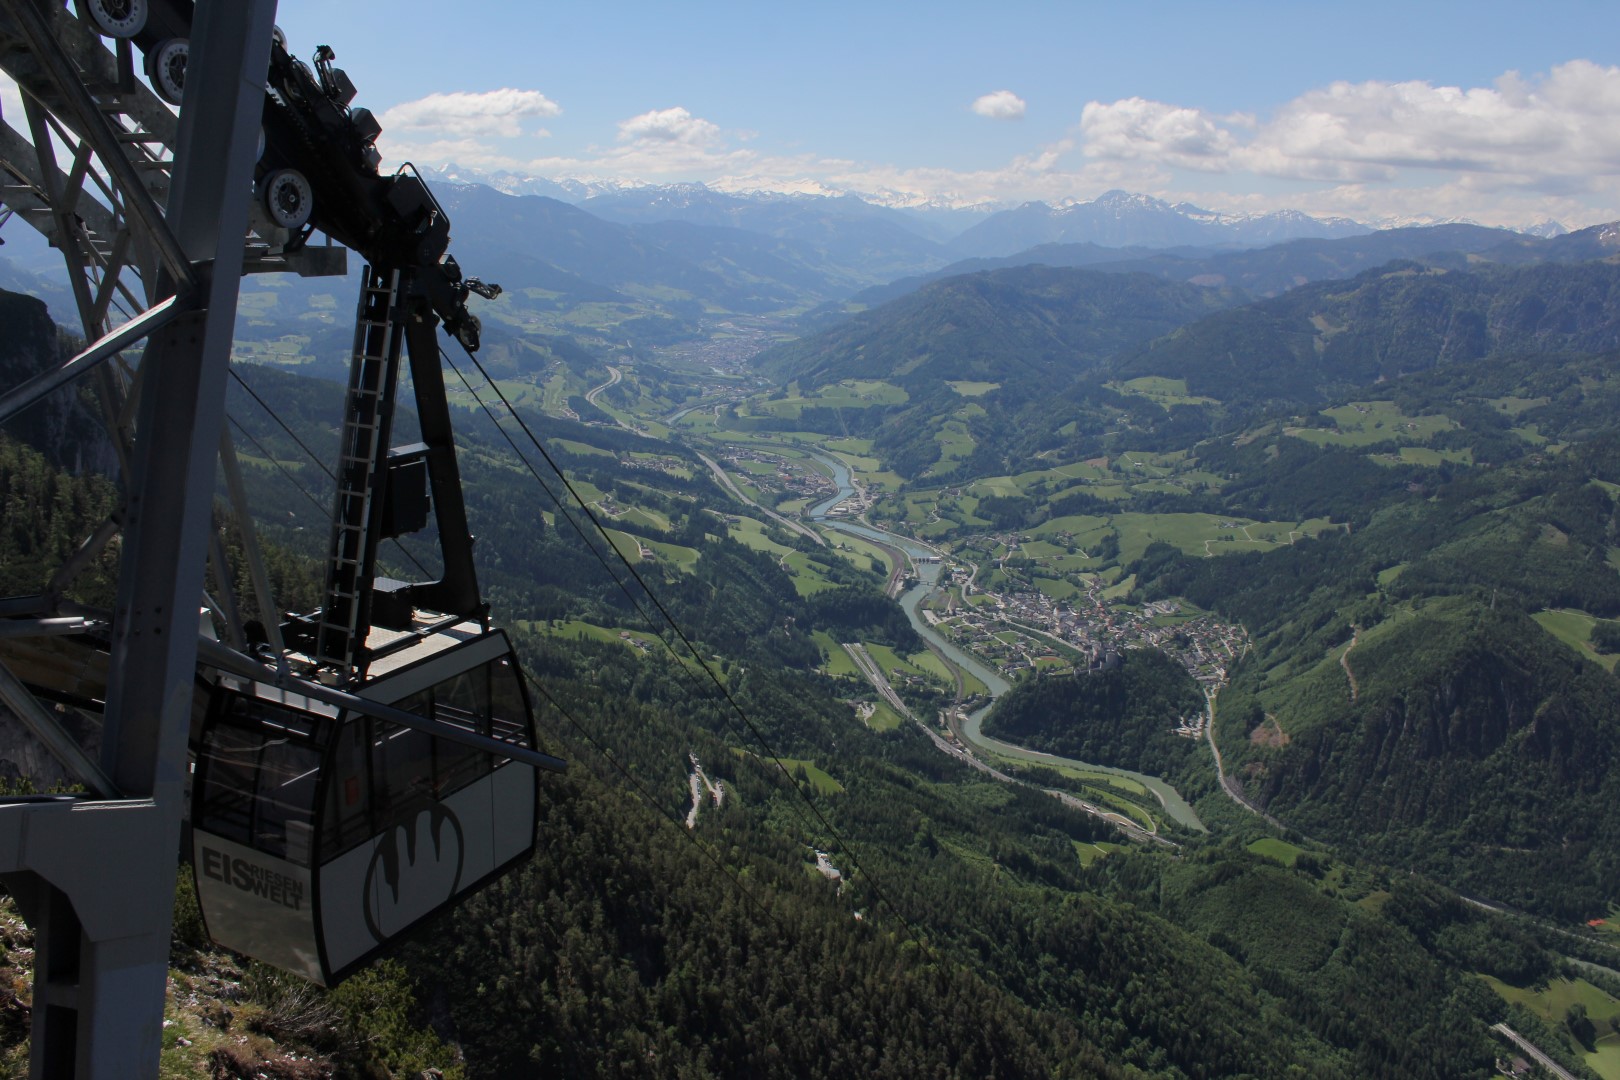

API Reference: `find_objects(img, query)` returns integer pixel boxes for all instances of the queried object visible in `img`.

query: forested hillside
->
[748,253,1620,483]
[8,208,1620,1079]
[1132,427,1620,918]
[851,221,1524,308]
[758,265,1245,390]
[0,381,1567,1078]
[1117,260,1620,403]
[983,649,1206,784]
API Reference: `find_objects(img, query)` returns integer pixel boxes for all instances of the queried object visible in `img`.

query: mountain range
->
[945,190,1371,257]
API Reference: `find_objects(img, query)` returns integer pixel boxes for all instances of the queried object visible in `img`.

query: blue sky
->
[269,0,1620,227]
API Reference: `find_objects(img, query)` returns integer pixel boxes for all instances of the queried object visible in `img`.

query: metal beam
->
[0,293,184,425]
[0,0,192,288]
[0,661,118,798]
[0,4,281,1077]
[196,638,568,774]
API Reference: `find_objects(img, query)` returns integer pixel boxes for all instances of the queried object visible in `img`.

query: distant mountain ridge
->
[579,183,953,282]
[849,224,1527,309]
[421,166,1399,252]
[847,220,1620,314]
[433,184,906,315]
[947,190,1371,257]
[1116,259,1620,404]
[758,264,1246,391]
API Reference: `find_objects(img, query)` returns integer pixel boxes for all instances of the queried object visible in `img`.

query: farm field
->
[530,619,659,651]
[1073,840,1127,867]
[1285,400,1458,447]
[747,380,908,419]
[1248,838,1306,867]
[781,551,839,595]
[599,528,699,572]
[724,515,798,557]
[1482,976,1620,1080]
[862,700,906,732]
[1106,376,1219,408]
[770,756,845,795]
[1533,609,1620,672]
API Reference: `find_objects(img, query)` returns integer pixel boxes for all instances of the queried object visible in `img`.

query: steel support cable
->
[442,354,681,650]
[226,368,433,579]
[226,414,332,522]
[445,344,927,949]
[271,351,784,934]
[229,367,337,482]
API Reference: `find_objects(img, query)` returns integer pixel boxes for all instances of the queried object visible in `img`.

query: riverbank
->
[800,447,1206,833]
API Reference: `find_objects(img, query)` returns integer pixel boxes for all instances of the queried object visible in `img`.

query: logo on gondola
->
[200,847,306,911]
[361,802,465,943]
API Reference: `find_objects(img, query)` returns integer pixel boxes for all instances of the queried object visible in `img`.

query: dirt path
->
[1339,625,1360,702]
[684,752,723,829]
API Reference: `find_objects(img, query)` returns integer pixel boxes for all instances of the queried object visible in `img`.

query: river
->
[803,448,1206,832]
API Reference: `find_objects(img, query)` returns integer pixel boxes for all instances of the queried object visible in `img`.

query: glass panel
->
[196,695,323,867]
[319,720,372,859]
[372,718,435,825]
[196,724,260,846]
[489,657,531,750]
[433,665,489,736]
[254,737,323,865]
[433,663,489,797]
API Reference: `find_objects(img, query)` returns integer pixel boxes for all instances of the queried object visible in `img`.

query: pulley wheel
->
[261,169,314,230]
[79,0,147,38]
[145,38,188,106]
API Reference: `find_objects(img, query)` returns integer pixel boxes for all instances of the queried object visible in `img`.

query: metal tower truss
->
[0,4,558,1075]
[0,1,310,1075]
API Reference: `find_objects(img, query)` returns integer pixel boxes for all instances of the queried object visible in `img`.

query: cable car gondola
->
[192,621,542,985]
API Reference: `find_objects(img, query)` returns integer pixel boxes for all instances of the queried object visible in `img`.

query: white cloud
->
[617,106,722,146]
[372,62,1620,229]
[1240,62,1620,185]
[1074,62,1620,203]
[971,90,1026,121]
[1080,97,1238,171]
[379,89,560,139]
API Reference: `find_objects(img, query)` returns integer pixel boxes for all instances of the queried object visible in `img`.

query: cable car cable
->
[443,347,909,922]
[227,367,434,579]
[229,366,338,482]
[444,344,928,949]
[227,413,333,522]
[440,354,668,625]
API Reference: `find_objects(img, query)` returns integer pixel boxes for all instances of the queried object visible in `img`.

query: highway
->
[841,643,1162,843]
[695,451,825,546]
[1491,1023,1580,1080]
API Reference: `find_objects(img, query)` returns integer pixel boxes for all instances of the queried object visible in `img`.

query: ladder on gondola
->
[315,267,407,672]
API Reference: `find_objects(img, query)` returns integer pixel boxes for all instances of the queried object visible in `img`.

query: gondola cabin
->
[191,622,537,985]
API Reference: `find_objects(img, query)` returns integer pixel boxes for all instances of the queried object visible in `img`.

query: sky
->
[32,1,1620,229]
